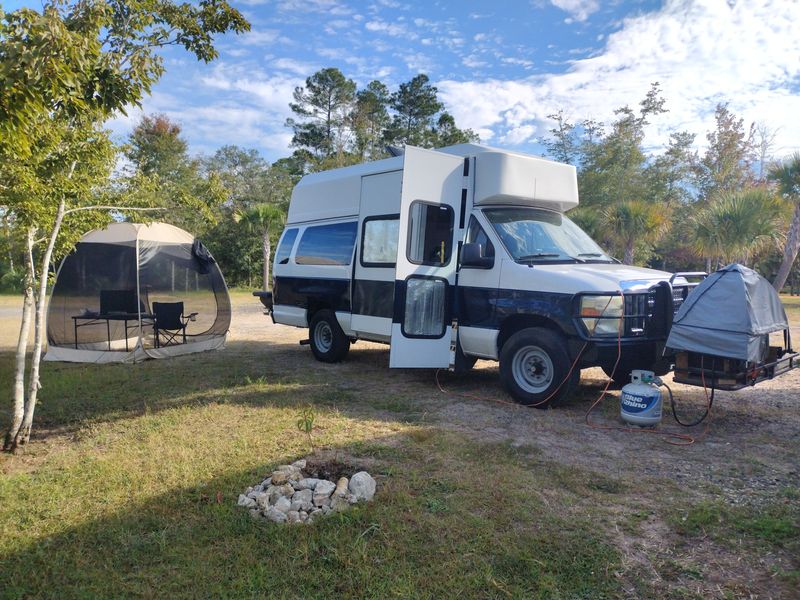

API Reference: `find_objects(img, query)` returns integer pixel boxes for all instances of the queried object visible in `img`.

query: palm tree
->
[690,188,784,268]
[234,203,286,290]
[768,153,800,292]
[601,200,669,265]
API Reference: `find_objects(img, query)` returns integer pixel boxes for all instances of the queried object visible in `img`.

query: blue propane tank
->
[620,370,663,427]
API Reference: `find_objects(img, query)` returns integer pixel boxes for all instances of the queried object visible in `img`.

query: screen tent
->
[45,222,231,363]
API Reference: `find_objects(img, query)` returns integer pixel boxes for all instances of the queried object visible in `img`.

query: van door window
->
[403,276,446,338]
[295,222,358,265]
[275,228,298,265]
[407,202,454,266]
[465,216,494,257]
[361,215,400,267]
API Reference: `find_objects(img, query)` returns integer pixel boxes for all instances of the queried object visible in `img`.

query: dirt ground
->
[234,296,800,597]
[3,293,798,597]
[235,298,799,506]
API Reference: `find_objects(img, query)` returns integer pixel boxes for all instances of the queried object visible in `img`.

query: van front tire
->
[309,310,350,363]
[499,327,578,408]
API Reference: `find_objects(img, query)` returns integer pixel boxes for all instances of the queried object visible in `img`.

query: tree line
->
[542,84,800,290]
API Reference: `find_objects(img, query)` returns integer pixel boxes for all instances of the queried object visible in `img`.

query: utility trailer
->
[263,144,701,407]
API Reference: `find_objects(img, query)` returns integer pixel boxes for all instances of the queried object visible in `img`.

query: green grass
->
[0,348,625,598]
[1,292,798,598]
[669,498,800,548]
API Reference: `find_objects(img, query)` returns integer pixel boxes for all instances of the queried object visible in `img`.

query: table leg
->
[106,319,111,351]
[74,320,78,349]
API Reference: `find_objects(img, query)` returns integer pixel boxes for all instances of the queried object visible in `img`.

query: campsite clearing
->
[1,291,798,598]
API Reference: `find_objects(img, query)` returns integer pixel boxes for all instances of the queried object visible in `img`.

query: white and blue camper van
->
[263,144,694,407]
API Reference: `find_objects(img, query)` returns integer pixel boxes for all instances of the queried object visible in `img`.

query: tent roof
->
[666,263,788,361]
[81,222,194,244]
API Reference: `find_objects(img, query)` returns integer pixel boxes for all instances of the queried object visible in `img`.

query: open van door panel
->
[389,147,466,368]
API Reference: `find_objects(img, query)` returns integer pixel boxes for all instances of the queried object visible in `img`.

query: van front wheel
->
[499,327,577,408]
[309,310,350,363]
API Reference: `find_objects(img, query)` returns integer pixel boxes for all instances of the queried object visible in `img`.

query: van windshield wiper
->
[515,253,561,262]
[515,253,587,263]
[578,253,604,257]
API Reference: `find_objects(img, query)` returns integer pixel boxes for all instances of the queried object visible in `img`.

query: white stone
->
[261,477,272,488]
[290,489,313,512]
[295,478,321,490]
[313,480,336,507]
[238,494,257,509]
[292,459,307,470]
[334,477,349,497]
[274,496,292,513]
[287,510,301,523]
[264,507,287,523]
[271,471,289,485]
[348,472,376,502]
[252,492,269,509]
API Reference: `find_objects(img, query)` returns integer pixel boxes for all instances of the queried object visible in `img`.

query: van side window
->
[275,228,298,265]
[295,222,357,265]
[407,202,454,266]
[465,216,494,259]
[361,215,399,267]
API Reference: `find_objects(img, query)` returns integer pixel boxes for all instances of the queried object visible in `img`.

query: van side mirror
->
[461,242,494,269]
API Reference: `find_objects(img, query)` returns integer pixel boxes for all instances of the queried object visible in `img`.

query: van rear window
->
[275,228,298,265]
[295,222,357,265]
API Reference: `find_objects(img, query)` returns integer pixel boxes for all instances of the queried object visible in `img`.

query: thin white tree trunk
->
[15,197,66,447]
[3,228,35,451]
[773,203,800,292]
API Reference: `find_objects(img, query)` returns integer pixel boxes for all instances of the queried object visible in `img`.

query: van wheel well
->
[497,315,564,355]
[306,299,332,321]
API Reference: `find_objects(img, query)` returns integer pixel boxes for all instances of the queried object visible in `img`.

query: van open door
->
[389,146,466,368]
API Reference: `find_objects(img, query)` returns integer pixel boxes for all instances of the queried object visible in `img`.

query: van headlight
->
[579,295,623,336]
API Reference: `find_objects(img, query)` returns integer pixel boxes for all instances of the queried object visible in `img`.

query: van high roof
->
[287,144,578,225]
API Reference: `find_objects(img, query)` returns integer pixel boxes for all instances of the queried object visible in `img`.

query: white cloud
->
[549,0,599,22]
[439,0,800,155]
[365,19,418,39]
[272,58,320,76]
[239,29,281,46]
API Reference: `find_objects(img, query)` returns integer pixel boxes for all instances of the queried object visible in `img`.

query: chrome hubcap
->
[314,321,333,353]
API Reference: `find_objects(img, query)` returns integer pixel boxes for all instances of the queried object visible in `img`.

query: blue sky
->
[7,0,800,162]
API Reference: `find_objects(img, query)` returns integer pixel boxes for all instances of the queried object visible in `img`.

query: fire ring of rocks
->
[237,459,376,524]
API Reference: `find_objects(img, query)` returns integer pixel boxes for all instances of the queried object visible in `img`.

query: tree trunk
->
[772,203,800,293]
[3,228,35,452]
[14,198,66,448]
[623,240,634,265]
[262,228,270,291]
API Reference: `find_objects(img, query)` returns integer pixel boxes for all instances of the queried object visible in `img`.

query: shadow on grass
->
[0,433,622,599]
[0,339,470,440]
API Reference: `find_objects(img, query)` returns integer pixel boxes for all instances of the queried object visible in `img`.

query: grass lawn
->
[0,290,798,598]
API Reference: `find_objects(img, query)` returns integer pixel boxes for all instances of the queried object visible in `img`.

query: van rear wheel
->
[309,310,350,363]
[499,327,578,408]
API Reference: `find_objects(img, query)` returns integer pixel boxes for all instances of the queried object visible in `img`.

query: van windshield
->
[482,207,613,263]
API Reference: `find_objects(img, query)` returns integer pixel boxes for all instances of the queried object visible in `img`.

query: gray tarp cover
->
[666,264,788,362]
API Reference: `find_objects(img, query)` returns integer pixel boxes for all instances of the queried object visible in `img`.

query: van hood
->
[510,262,675,294]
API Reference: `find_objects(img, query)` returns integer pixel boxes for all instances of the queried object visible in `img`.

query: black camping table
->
[72,312,154,352]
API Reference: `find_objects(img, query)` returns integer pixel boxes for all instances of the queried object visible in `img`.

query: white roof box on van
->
[286,144,578,224]
[439,144,578,212]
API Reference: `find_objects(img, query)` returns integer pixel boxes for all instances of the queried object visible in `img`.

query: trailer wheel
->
[499,327,578,408]
[309,310,350,363]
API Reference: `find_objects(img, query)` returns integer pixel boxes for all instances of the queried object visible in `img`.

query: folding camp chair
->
[152,302,197,348]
